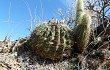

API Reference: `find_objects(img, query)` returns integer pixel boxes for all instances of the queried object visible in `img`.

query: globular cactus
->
[75,0,84,26]
[29,20,73,59]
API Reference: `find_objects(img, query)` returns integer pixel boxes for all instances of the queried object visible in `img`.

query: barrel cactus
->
[29,20,73,59]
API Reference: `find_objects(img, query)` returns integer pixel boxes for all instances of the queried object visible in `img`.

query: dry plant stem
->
[23,0,33,32]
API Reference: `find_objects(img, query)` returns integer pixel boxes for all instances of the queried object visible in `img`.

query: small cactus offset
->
[74,13,91,53]
[73,0,92,53]
[29,20,73,59]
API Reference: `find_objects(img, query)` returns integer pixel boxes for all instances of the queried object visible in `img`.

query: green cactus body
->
[75,0,84,26]
[74,13,91,53]
[29,21,73,59]
[73,0,92,53]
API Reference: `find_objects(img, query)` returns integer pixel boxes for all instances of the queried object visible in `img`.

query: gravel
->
[0,48,77,70]
[0,41,110,70]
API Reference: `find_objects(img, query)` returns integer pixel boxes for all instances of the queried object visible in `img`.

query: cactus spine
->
[74,0,92,53]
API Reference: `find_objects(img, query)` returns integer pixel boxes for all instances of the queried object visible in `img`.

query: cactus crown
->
[75,0,84,26]
[76,0,84,12]
[81,12,91,26]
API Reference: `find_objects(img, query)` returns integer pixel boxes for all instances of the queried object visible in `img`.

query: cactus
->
[29,20,73,59]
[73,0,92,53]
[75,0,84,26]
[74,12,91,53]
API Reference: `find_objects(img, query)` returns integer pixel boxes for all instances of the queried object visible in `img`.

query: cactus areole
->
[29,21,73,59]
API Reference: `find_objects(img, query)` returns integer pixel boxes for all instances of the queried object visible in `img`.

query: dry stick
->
[82,21,110,70]
[23,0,33,32]
[3,35,8,47]
[40,0,43,21]
[105,7,110,14]
[97,42,109,50]
[0,61,11,69]
[87,0,110,18]
[34,6,38,26]
[34,6,41,27]
[81,37,107,69]
[81,24,109,67]
[8,2,11,30]
[11,38,21,52]
[99,1,110,14]
[103,20,110,36]
[85,23,110,53]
